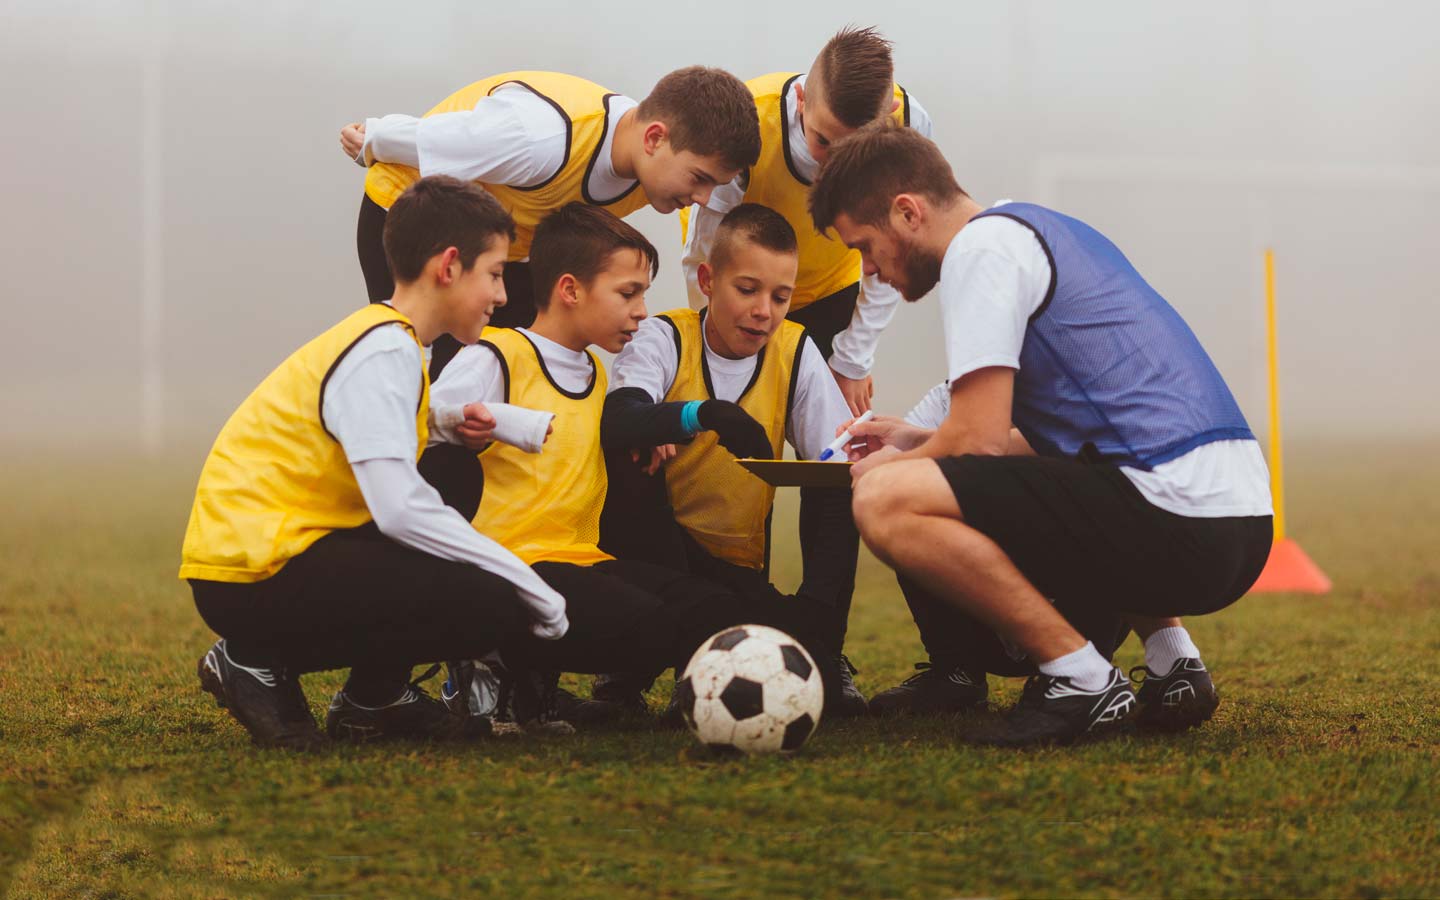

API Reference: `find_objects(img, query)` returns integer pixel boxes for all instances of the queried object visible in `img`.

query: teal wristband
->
[681,401,703,436]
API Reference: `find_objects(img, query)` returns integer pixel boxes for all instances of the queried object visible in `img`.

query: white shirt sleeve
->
[826,273,903,379]
[939,215,1052,383]
[426,343,508,446]
[905,91,935,139]
[904,381,951,429]
[786,337,856,460]
[351,458,568,638]
[362,86,568,189]
[608,316,680,402]
[322,325,429,463]
[361,114,420,168]
[681,175,747,310]
[320,329,568,637]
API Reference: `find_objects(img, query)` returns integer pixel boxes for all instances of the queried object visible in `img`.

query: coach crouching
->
[808,122,1274,746]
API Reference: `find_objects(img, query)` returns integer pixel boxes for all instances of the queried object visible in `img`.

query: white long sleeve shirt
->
[361,86,640,212]
[680,74,934,379]
[320,322,568,638]
[609,316,853,461]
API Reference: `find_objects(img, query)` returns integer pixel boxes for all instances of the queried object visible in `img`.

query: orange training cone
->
[1250,249,1330,594]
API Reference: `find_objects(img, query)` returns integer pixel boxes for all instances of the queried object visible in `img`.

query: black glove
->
[698,400,773,460]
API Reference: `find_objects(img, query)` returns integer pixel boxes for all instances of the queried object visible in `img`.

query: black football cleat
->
[197,639,327,751]
[495,667,575,736]
[325,673,492,743]
[868,661,989,715]
[1131,658,1220,732]
[973,667,1136,747]
[553,687,649,725]
[825,654,869,718]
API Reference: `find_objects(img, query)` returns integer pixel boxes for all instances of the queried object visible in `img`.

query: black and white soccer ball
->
[674,624,823,754]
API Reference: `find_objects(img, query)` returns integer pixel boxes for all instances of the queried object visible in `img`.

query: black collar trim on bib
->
[487,80,572,193]
[698,307,766,402]
[582,93,643,207]
[515,328,597,400]
[777,74,810,187]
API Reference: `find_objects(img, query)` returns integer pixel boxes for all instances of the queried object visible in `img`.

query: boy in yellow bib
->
[340,67,761,379]
[680,27,934,415]
[599,204,867,716]
[181,177,593,750]
[429,202,840,726]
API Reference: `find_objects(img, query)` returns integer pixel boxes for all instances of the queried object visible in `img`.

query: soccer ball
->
[674,624,823,754]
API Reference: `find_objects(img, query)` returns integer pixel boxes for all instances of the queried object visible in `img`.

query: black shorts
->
[937,454,1272,619]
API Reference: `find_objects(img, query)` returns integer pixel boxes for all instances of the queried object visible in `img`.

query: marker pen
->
[817,410,875,461]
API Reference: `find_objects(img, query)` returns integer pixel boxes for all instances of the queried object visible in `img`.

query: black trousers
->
[786,282,859,361]
[413,443,839,680]
[190,527,692,695]
[599,446,854,654]
[357,193,536,380]
[191,524,536,694]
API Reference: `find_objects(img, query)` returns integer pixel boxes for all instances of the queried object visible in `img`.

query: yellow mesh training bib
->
[681,72,911,310]
[179,305,429,583]
[473,328,612,566]
[659,308,805,570]
[365,71,652,261]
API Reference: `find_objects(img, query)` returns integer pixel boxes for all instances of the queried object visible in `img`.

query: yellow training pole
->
[1264,248,1286,542]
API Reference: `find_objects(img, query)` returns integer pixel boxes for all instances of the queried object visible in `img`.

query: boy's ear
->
[434,246,462,285]
[641,120,668,156]
[697,262,715,298]
[556,273,581,307]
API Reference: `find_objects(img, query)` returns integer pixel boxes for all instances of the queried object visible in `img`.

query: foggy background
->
[2,0,1436,453]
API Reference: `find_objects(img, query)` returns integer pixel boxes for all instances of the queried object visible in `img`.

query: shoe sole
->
[327,717,384,743]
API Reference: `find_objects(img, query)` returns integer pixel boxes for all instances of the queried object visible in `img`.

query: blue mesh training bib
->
[972,203,1253,470]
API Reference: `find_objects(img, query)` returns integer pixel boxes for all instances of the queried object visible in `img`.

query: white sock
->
[1144,626,1201,675]
[1037,642,1113,691]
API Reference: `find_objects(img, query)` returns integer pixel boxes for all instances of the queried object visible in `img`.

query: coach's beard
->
[896,238,944,302]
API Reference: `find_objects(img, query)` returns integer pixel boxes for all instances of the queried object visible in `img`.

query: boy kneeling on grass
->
[181,176,570,750]
[596,204,867,716]
[426,202,842,728]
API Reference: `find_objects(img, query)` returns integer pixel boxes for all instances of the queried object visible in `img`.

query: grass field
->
[2,440,1438,898]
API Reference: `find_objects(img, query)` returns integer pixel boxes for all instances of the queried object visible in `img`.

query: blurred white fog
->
[2,0,1436,450]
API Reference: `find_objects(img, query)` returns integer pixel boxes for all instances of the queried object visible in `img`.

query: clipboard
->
[736,458,853,488]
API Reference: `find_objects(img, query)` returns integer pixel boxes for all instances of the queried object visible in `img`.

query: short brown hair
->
[383,175,515,284]
[637,66,761,171]
[813,26,895,129]
[710,203,797,274]
[529,203,660,310]
[809,121,966,233]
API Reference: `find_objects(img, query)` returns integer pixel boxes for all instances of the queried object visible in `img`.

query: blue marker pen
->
[817,410,875,461]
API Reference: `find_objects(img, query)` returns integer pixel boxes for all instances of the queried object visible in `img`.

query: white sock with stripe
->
[1037,642,1112,691]
[1143,626,1201,675]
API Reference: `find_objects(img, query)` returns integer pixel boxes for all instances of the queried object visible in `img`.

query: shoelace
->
[1128,665,1155,685]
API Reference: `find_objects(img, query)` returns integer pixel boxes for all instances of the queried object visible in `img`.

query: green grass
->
[2,440,1438,898]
